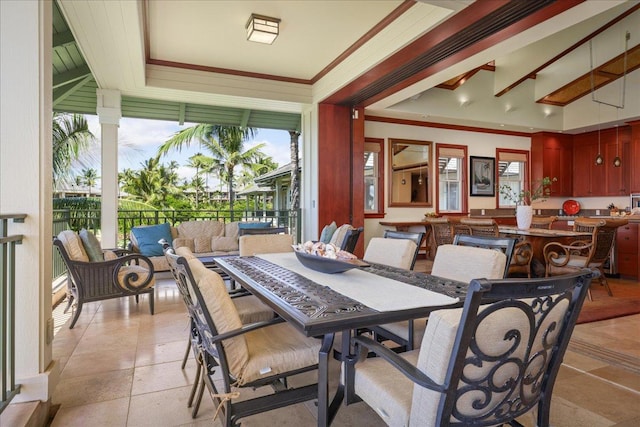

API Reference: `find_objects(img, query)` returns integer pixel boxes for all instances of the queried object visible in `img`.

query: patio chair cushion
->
[211,235,239,252]
[319,221,337,243]
[79,228,103,262]
[239,234,294,256]
[225,221,240,239]
[186,257,249,378]
[363,237,417,270]
[240,322,321,385]
[352,350,419,426]
[238,221,273,229]
[172,237,195,253]
[131,223,174,257]
[57,230,89,262]
[430,244,506,283]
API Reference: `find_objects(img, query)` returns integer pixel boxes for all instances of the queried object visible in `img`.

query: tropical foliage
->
[157,124,268,212]
[52,112,96,187]
[499,176,557,206]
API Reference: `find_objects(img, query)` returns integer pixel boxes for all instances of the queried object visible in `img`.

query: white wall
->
[365,119,530,245]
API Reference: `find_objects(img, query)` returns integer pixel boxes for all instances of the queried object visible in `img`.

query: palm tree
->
[52,113,96,188]
[158,124,263,216]
[119,157,182,208]
[80,167,99,196]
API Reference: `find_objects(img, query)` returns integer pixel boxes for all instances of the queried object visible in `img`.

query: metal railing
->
[52,206,301,258]
[1,213,25,414]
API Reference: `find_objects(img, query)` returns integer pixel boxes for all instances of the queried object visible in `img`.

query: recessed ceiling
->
[54,0,640,134]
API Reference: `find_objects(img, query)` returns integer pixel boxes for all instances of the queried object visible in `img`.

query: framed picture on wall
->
[470,156,495,196]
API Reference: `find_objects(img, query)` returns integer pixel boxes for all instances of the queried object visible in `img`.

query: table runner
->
[257,252,458,312]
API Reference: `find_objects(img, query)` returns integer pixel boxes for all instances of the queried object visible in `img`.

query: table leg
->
[317,333,335,427]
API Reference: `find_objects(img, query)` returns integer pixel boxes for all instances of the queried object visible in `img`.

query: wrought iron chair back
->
[344,270,593,427]
[341,226,364,253]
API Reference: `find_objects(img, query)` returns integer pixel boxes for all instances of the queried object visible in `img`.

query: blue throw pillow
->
[131,223,173,257]
[319,221,337,243]
[238,221,272,229]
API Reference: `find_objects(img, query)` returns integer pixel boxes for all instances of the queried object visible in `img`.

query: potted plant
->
[499,177,556,229]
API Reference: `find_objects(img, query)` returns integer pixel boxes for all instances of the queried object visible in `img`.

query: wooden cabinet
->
[530,133,572,197]
[573,140,606,196]
[630,121,640,193]
[604,139,631,196]
[616,222,638,279]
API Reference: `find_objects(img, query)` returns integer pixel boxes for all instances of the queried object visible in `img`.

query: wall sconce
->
[246,14,280,44]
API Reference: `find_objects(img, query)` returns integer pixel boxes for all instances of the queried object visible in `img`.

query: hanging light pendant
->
[418,165,423,186]
[595,104,603,165]
[613,123,621,167]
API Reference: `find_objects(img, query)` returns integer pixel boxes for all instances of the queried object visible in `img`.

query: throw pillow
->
[238,221,273,229]
[79,228,104,262]
[211,236,239,252]
[319,221,337,243]
[131,223,173,257]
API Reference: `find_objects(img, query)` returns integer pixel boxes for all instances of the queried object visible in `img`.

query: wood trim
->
[365,115,531,138]
[311,1,415,84]
[496,148,530,209]
[146,58,312,85]
[436,143,468,214]
[496,3,640,98]
[364,137,385,218]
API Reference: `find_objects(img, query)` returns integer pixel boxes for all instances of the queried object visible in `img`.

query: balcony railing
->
[52,208,301,280]
[1,213,25,414]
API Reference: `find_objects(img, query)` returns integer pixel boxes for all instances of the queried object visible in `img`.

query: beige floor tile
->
[53,368,134,408]
[127,385,216,427]
[131,359,197,396]
[589,365,640,392]
[562,350,611,372]
[61,347,137,378]
[50,397,129,427]
[135,339,189,367]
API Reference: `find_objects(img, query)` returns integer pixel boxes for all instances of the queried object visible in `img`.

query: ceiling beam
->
[53,30,75,48]
[53,65,92,88]
[53,74,93,107]
[240,110,251,128]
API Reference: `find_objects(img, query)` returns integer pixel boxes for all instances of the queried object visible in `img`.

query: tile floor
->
[49,272,640,427]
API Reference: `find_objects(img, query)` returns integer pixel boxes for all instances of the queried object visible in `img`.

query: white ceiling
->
[59,0,640,134]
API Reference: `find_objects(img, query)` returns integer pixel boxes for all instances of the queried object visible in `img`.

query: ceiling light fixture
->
[613,109,621,168]
[595,103,603,165]
[246,14,280,44]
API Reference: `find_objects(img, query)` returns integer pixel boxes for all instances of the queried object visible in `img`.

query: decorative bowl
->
[293,249,366,274]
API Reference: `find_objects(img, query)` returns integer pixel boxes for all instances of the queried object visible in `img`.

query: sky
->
[84,115,293,187]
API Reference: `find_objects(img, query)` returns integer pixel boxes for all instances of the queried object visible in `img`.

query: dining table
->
[498,225,593,276]
[213,252,465,426]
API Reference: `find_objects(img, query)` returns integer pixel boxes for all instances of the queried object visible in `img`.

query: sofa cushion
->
[131,223,173,257]
[172,237,195,253]
[177,220,225,239]
[211,235,239,252]
[194,237,212,253]
[57,230,89,262]
[238,221,272,230]
[329,224,354,248]
[320,221,337,243]
[79,228,103,262]
[225,222,240,239]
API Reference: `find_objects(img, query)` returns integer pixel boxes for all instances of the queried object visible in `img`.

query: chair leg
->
[188,362,201,408]
[63,294,74,314]
[191,374,206,418]
[149,289,155,314]
[600,274,613,297]
[182,338,191,369]
[69,300,83,329]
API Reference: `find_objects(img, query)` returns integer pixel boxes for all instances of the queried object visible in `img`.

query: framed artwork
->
[470,156,495,196]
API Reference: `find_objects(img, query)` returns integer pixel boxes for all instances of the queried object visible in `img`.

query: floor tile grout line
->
[562,364,640,395]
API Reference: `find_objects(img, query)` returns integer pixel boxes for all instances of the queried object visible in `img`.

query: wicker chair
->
[544,218,628,300]
[460,217,499,236]
[342,270,593,427]
[508,241,534,278]
[531,215,557,229]
[53,230,155,329]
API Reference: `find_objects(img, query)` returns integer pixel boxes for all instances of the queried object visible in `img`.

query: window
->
[364,138,384,217]
[436,144,467,213]
[497,149,529,208]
